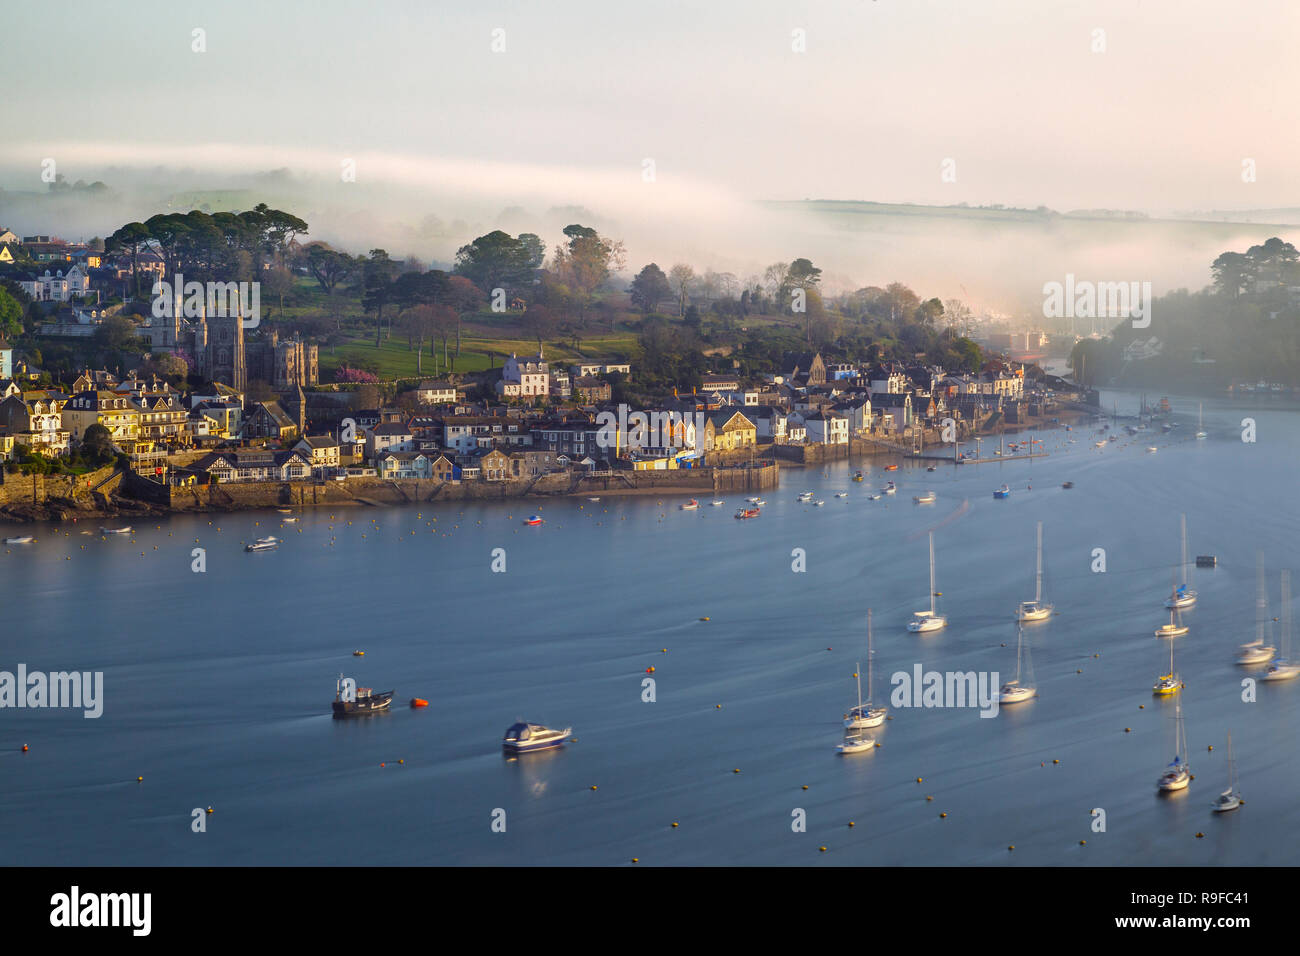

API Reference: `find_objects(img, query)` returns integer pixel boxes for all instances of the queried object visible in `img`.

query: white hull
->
[844,707,887,730]
[999,683,1036,704]
[1158,770,1190,791]
[1212,793,1242,812]
[1016,604,1052,622]
[837,737,875,755]
[1237,643,1275,665]
[1165,593,1197,609]
[1261,663,1300,681]
[1155,624,1188,638]
[908,613,946,633]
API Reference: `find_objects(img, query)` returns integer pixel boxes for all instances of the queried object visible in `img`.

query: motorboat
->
[587,497,601,502]
[332,674,394,718]
[4,535,34,545]
[523,515,544,526]
[246,536,280,552]
[100,526,133,535]
[1062,481,1074,489]
[812,499,825,507]
[502,722,571,753]
[913,491,936,504]
[710,499,725,506]
[282,516,299,523]
[867,494,881,501]
[993,484,1010,499]
[734,508,761,520]
[882,482,896,495]
[680,499,700,510]
[797,491,815,502]
[852,471,865,482]
[884,464,898,472]
[834,492,849,498]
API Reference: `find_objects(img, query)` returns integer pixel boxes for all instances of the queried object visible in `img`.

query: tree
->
[1211,252,1256,299]
[303,242,356,296]
[0,287,22,339]
[81,423,115,463]
[454,230,541,294]
[521,304,558,354]
[629,263,671,313]
[668,264,696,316]
[362,249,400,347]
[105,222,151,298]
[551,224,626,298]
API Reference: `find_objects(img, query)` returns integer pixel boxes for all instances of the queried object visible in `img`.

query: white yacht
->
[1238,553,1277,664]
[1153,638,1182,696]
[999,622,1036,703]
[1015,521,1053,622]
[245,536,280,553]
[1210,731,1242,812]
[837,730,875,755]
[1157,699,1191,792]
[1261,569,1300,681]
[913,491,936,504]
[1164,515,1198,608]
[502,722,572,754]
[1195,403,1207,440]
[907,532,947,633]
[845,610,887,729]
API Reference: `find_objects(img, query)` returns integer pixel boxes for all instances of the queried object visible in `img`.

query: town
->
[0,217,1090,521]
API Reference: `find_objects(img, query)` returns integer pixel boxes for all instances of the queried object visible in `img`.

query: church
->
[147,302,317,393]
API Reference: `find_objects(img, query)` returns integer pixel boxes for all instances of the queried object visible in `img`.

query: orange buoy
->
[410,698,429,708]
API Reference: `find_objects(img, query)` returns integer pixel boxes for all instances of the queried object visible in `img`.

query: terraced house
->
[189,449,313,483]
[61,389,141,444]
[705,410,757,452]
[0,392,71,457]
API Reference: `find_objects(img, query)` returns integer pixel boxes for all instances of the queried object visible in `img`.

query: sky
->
[0,0,1296,309]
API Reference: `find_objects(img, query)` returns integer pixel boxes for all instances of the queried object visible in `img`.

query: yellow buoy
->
[671,822,678,828]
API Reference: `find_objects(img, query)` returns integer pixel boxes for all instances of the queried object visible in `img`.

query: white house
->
[414,381,457,405]
[804,412,849,445]
[501,351,550,398]
[19,266,90,302]
[365,422,415,459]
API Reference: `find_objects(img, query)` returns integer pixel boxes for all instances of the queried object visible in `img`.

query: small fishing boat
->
[882,482,896,495]
[797,491,815,502]
[710,499,724,507]
[1146,446,1158,453]
[812,499,825,507]
[907,532,947,633]
[913,491,936,504]
[1061,481,1074,489]
[1094,441,1106,448]
[734,507,761,520]
[523,515,544,526]
[502,721,571,753]
[276,507,293,514]
[993,484,1010,499]
[282,516,299,523]
[1211,732,1242,812]
[746,496,763,504]
[245,536,280,552]
[680,499,699,510]
[927,465,937,472]
[750,498,766,506]
[999,622,1036,704]
[587,497,601,502]
[4,535,34,545]
[834,492,849,498]
[1157,699,1191,792]
[332,674,394,718]
[852,471,865,482]
[867,493,881,501]
[100,526,133,535]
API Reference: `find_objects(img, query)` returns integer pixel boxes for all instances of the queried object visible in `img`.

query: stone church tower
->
[206,311,246,394]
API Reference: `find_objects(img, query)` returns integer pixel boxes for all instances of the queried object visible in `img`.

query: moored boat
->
[734,507,761,520]
[4,535,34,545]
[523,515,544,526]
[100,526,133,535]
[680,499,699,510]
[993,484,1010,499]
[332,674,394,718]
[502,721,571,753]
[913,491,936,504]
[245,536,279,552]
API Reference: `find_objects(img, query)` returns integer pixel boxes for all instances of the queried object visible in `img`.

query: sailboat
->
[907,532,947,633]
[1261,569,1300,680]
[1155,579,1190,638]
[1238,552,1277,664]
[1153,637,1183,695]
[1015,521,1053,622]
[1195,402,1207,440]
[1210,731,1243,812]
[1164,515,1198,608]
[999,622,1036,703]
[1156,698,1191,792]
[837,727,875,755]
[845,609,887,728]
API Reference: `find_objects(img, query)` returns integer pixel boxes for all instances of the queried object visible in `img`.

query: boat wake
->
[904,499,971,541]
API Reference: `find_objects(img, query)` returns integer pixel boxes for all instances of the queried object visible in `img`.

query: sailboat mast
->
[1180,514,1190,587]
[1015,623,1024,681]
[867,608,874,704]
[1257,552,1267,644]
[929,532,937,615]
[855,661,863,712]
[1283,569,1292,660]
[1035,521,1044,604]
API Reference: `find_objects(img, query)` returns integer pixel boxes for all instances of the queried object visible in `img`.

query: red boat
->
[734,508,761,519]
[522,515,544,526]
[884,464,899,471]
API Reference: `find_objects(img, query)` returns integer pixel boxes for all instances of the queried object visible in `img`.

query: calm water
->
[2,390,1299,866]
